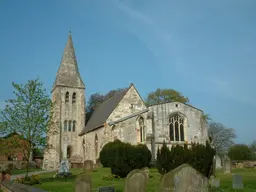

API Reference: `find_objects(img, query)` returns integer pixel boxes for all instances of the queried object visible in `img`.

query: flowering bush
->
[102,174,120,181]
[15,174,40,185]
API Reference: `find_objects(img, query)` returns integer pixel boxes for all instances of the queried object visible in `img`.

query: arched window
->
[68,120,72,131]
[67,145,72,158]
[73,121,76,132]
[64,120,67,132]
[65,92,69,103]
[72,92,76,104]
[169,113,185,141]
[137,117,145,142]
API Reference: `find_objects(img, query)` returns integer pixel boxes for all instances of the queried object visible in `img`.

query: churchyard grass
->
[32,168,256,192]
[12,168,41,175]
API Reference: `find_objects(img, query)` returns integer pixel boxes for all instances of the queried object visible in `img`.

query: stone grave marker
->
[232,174,243,189]
[223,156,231,174]
[124,169,147,192]
[212,156,216,177]
[99,186,115,192]
[159,164,209,192]
[75,173,92,192]
[210,178,220,188]
[141,167,150,180]
[84,160,94,172]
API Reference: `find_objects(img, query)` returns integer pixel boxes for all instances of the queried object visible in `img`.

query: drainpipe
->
[151,112,156,162]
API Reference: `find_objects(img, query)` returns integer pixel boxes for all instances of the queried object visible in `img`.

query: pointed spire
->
[52,32,85,91]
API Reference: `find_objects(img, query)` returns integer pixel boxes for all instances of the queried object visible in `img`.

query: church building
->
[42,33,209,170]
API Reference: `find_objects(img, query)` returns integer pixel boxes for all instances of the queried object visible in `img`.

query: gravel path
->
[11,170,54,180]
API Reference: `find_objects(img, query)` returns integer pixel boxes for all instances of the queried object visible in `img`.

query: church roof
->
[79,88,129,135]
[52,32,85,91]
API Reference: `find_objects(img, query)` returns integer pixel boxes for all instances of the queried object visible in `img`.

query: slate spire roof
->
[52,32,85,91]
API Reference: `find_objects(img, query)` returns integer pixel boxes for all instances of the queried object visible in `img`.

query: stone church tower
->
[43,32,85,170]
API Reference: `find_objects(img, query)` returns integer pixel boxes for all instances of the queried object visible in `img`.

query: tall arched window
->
[72,93,76,104]
[137,117,144,142]
[64,120,67,132]
[73,121,76,132]
[68,120,72,131]
[65,92,69,103]
[169,113,185,141]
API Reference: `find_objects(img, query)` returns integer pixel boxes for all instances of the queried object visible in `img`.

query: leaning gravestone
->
[84,160,94,172]
[232,174,243,189]
[159,164,209,192]
[124,169,147,192]
[141,167,150,180]
[75,173,91,192]
[223,156,231,174]
[210,178,220,188]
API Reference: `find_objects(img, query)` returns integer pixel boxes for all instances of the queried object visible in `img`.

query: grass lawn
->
[11,168,41,175]
[31,168,256,192]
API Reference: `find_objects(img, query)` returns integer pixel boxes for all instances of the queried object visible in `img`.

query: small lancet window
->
[64,120,67,132]
[68,120,72,131]
[73,121,76,132]
[72,93,76,104]
[65,92,69,103]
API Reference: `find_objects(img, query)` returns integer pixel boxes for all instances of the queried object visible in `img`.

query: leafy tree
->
[228,144,253,160]
[208,121,236,155]
[86,88,127,123]
[0,79,55,178]
[250,140,256,153]
[145,88,189,106]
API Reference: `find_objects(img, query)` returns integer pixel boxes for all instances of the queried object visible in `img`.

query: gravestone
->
[159,164,209,192]
[70,155,83,168]
[99,186,115,192]
[141,167,150,180]
[124,169,147,192]
[210,178,220,188]
[84,160,94,172]
[232,174,243,189]
[223,156,231,174]
[75,173,91,192]
[215,155,222,169]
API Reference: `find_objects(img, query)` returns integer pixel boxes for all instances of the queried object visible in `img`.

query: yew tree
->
[0,79,55,178]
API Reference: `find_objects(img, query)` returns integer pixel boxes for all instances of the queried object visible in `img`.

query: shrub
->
[100,140,152,178]
[228,144,253,160]
[15,174,40,185]
[99,139,122,167]
[156,141,215,178]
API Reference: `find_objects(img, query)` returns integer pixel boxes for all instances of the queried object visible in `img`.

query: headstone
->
[84,160,94,172]
[215,155,222,169]
[124,169,147,192]
[70,155,83,168]
[223,156,231,173]
[232,174,243,189]
[210,178,220,188]
[159,164,209,192]
[141,167,150,180]
[99,186,115,192]
[212,156,216,176]
[75,173,92,192]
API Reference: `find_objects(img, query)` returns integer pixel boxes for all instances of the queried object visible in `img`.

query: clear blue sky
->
[0,0,255,144]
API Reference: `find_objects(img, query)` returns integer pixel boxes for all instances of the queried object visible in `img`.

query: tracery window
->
[72,93,76,104]
[65,92,69,103]
[68,120,72,132]
[64,120,67,132]
[169,113,185,141]
[73,121,76,132]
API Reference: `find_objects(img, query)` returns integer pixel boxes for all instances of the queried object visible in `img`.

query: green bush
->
[99,139,122,167]
[156,141,215,178]
[99,140,152,178]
